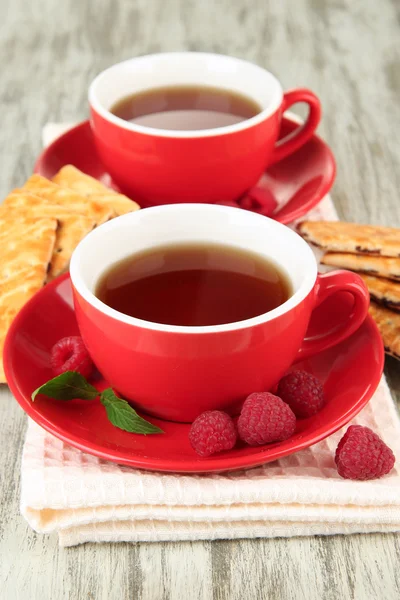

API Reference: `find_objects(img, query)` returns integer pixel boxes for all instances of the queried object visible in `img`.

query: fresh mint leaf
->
[31,373,163,436]
[32,371,99,402]
[100,388,164,434]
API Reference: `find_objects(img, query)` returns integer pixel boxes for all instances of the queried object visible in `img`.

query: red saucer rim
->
[4,273,383,473]
[33,116,336,225]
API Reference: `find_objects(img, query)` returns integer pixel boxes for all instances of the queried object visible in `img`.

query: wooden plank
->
[0,0,399,598]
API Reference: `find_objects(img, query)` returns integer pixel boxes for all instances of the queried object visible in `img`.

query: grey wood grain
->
[0,0,399,598]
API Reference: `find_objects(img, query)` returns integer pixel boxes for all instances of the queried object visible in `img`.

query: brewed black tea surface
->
[110,85,261,131]
[96,243,291,327]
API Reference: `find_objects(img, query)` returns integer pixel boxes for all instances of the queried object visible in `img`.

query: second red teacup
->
[89,52,321,206]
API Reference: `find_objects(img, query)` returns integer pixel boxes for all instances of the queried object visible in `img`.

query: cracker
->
[21,174,114,225]
[46,212,95,280]
[2,193,95,280]
[298,221,400,258]
[0,216,57,382]
[52,165,140,216]
[359,274,400,312]
[88,192,139,216]
[53,165,112,194]
[321,252,400,281]
[368,302,400,360]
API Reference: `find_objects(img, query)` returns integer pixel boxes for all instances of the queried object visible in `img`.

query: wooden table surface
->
[1,0,399,598]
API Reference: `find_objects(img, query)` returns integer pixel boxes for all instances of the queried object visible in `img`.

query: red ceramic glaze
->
[34,117,336,225]
[72,272,368,423]
[269,89,321,165]
[68,204,369,423]
[90,89,320,206]
[88,53,322,206]
[3,274,384,474]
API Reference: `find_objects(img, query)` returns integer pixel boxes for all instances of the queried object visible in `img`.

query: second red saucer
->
[35,115,336,224]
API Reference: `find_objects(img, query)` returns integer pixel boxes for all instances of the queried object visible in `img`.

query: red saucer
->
[34,116,336,224]
[4,274,383,473]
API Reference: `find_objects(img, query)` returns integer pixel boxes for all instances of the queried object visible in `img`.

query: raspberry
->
[237,392,296,446]
[189,411,237,457]
[335,425,395,480]
[50,336,94,378]
[243,187,277,216]
[277,370,325,418]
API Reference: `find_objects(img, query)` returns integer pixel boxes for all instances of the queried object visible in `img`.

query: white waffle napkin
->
[19,124,400,547]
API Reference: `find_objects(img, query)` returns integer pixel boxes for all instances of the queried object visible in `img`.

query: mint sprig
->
[32,371,163,435]
[100,388,163,434]
[32,371,98,401]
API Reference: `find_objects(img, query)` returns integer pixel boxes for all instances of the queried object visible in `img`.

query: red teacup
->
[70,205,369,423]
[89,53,321,206]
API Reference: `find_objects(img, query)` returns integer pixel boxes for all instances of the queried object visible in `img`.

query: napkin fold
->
[18,123,400,546]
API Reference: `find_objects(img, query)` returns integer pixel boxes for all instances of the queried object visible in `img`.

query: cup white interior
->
[88,52,283,138]
[70,204,317,333]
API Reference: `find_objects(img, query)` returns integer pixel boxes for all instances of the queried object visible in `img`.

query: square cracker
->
[297,221,400,258]
[368,302,400,360]
[359,274,400,312]
[52,165,140,215]
[0,216,57,382]
[21,174,114,225]
[2,193,95,280]
[53,165,112,194]
[88,192,140,217]
[321,252,400,281]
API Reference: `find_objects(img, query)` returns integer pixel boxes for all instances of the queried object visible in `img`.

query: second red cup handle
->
[297,271,370,361]
[269,88,322,165]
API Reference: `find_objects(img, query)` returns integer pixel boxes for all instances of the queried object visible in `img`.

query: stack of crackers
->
[0,166,140,383]
[298,221,400,361]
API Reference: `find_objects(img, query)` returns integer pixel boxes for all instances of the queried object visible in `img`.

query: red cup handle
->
[297,270,370,361]
[269,88,322,165]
